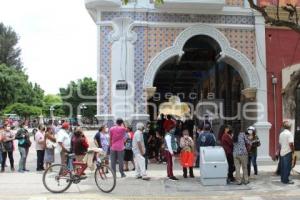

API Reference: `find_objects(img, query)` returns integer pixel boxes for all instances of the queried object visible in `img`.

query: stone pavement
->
[1,160,300,200]
[1,130,300,200]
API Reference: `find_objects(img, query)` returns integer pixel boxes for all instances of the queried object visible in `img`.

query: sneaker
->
[132,168,135,171]
[121,174,126,178]
[23,169,30,172]
[190,174,195,178]
[11,167,15,172]
[183,174,187,178]
[136,176,142,179]
[142,176,150,181]
[169,176,179,181]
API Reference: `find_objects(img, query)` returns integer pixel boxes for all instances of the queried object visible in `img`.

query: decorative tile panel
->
[134,27,147,114]
[102,12,255,25]
[219,29,256,64]
[100,26,112,114]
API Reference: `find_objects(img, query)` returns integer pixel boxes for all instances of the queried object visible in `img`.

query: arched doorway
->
[148,34,244,135]
[144,24,259,134]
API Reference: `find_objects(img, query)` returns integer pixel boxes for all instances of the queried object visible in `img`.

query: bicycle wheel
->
[94,165,116,193]
[43,164,72,193]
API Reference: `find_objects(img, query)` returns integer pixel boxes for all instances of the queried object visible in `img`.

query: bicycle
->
[42,150,116,193]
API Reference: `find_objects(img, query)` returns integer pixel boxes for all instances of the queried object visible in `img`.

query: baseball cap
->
[62,122,70,130]
[247,126,256,131]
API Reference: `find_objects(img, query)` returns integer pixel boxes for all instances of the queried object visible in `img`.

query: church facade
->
[85,0,272,160]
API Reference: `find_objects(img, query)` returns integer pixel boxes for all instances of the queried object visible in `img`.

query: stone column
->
[253,14,272,161]
[110,17,137,122]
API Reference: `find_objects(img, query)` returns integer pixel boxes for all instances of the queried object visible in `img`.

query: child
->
[180,129,194,178]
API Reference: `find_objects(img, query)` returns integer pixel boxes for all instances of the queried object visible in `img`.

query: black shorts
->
[124,149,133,161]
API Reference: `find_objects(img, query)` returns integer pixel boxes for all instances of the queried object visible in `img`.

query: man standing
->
[164,115,178,181]
[279,120,294,184]
[197,123,216,149]
[132,123,150,180]
[109,118,127,178]
[57,122,71,166]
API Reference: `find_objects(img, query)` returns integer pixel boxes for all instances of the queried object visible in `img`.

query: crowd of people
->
[0,116,296,185]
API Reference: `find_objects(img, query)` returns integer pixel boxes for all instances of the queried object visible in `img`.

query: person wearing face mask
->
[1,124,15,172]
[180,129,194,178]
[246,126,260,176]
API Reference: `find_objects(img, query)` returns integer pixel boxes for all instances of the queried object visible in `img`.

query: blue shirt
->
[197,131,216,151]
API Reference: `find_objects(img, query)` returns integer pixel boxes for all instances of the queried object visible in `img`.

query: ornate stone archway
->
[143,24,260,93]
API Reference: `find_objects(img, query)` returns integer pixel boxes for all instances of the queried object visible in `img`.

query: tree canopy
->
[0,64,44,111]
[3,103,42,118]
[0,23,45,118]
[0,23,23,70]
[59,77,96,119]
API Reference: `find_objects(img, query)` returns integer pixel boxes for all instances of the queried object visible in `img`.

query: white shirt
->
[56,129,71,152]
[279,129,294,157]
[165,134,173,155]
[35,130,45,150]
[132,130,145,155]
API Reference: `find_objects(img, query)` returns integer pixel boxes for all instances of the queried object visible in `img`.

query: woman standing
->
[35,125,46,171]
[233,125,251,185]
[124,127,135,171]
[44,127,56,169]
[71,128,89,162]
[15,122,31,173]
[221,125,235,182]
[246,126,260,176]
[179,129,194,178]
[1,124,15,172]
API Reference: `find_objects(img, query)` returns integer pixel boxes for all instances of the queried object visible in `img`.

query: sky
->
[0,0,97,94]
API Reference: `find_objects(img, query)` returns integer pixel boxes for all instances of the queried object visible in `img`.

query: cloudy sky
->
[0,0,97,94]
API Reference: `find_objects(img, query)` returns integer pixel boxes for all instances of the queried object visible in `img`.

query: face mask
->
[248,130,253,134]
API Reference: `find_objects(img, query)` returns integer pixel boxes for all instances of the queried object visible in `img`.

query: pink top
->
[109,125,126,151]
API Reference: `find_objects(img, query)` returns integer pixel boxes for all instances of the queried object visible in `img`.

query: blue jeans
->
[247,154,258,176]
[280,152,292,183]
[18,147,27,171]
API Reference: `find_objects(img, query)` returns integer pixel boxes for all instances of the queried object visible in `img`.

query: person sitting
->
[71,127,89,162]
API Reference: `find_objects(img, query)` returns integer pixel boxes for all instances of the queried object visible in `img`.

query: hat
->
[247,126,256,131]
[62,122,70,130]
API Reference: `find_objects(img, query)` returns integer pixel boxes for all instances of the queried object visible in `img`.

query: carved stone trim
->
[143,23,260,89]
[108,17,137,44]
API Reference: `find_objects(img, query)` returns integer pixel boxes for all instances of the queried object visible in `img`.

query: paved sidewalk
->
[1,131,300,200]
[1,162,300,200]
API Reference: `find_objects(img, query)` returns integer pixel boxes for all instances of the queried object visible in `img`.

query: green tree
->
[3,103,42,119]
[0,64,44,110]
[0,23,23,70]
[42,94,64,117]
[59,77,96,119]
